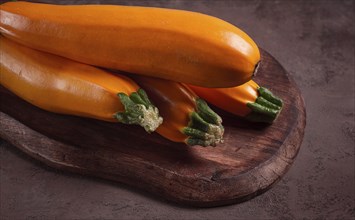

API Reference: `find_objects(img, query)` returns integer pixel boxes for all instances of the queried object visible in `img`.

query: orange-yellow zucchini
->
[0,1,260,88]
[132,76,224,146]
[189,81,283,123]
[0,36,162,132]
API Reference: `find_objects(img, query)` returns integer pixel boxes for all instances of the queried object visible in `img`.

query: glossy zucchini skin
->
[0,36,162,133]
[0,1,260,88]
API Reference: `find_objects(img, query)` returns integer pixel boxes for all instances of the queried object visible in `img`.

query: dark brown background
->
[0,0,354,219]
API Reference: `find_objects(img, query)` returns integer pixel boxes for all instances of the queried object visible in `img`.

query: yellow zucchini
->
[0,36,162,132]
[0,1,260,87]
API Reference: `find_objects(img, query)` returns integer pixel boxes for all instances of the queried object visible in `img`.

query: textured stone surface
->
[0,0,354,219]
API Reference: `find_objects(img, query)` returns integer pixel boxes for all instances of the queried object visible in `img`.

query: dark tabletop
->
[0,0,354,219]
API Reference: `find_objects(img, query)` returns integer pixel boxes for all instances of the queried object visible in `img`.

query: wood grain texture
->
[0,49,306,207]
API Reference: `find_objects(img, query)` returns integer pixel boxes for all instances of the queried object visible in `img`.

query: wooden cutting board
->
[0,49,306,207]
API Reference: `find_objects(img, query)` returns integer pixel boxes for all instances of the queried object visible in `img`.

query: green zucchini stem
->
[246,87,283,123]
[182,98,224,147]
[114,88,163,133]
[258,87,283,107]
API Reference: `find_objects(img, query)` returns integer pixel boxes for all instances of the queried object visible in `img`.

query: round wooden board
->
[0,49,306,207]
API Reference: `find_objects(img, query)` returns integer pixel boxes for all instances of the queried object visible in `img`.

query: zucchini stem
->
[246,87,283,123]
[182,98,224,147]
[258,87,283,107]
[114,88,163,133]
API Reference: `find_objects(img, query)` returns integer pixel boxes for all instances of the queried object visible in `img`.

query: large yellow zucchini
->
[0,36,162,133]
[0,1,260,88]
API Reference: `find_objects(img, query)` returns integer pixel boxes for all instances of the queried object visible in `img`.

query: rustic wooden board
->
[0,50,306,207]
